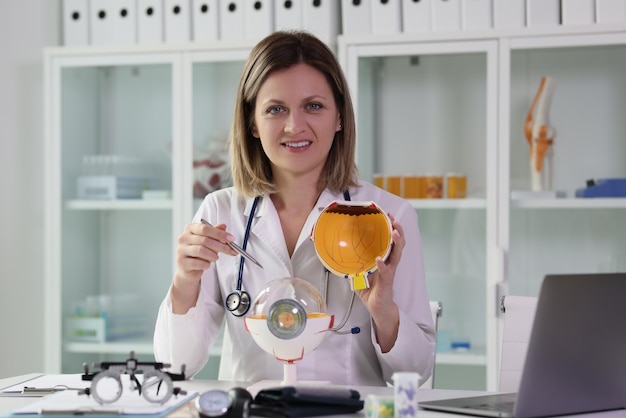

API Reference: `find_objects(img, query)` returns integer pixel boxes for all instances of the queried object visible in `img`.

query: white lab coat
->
[154,181,435,386]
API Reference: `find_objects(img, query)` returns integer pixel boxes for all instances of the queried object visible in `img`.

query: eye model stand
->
[80,351,187,405]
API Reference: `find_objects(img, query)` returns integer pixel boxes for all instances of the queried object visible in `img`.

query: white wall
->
[0,1,60,377]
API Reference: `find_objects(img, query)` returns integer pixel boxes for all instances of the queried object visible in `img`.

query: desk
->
[2,374,625,418]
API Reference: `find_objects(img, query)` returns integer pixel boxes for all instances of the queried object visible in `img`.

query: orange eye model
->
[311,201,392,290]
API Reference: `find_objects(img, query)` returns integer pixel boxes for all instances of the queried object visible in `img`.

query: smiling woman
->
[153,30,436,387]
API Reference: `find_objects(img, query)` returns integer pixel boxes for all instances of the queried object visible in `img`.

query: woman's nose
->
[284,111,305,134]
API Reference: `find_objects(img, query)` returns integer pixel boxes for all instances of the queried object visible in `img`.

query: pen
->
[200,219,263,269]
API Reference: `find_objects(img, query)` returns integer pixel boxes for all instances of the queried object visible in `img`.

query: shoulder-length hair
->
[230,30,358,198]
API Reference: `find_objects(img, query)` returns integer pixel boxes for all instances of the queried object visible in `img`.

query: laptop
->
[419,273,626,418]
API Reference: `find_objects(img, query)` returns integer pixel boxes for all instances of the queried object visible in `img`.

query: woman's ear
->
[251,125,259,138]
[336,120,342,132]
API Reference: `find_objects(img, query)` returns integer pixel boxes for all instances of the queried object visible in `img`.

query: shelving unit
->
[339,23,626,390]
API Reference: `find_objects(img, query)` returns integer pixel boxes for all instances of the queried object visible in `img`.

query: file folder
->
[402,0,432,34]
[192,0,219,42]
[493,0,525,29]
[245,0,274,41]
[63,0,90,46]
[219,0,245,41]
[526,0,560,27]
[303,0,340,42]
[342,0,372,36]
[164,0,191,42]
[461,0,492,31]
[275,0,303,30]
[371,0,402,34]
[596,0,626,23]
[137,0,164,44]
[562,0,595,25]
[91,0,136,45]
[432,0,461,32]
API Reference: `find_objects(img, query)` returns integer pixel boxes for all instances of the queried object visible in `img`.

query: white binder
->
[245,0,274,42]
[562,0,595,25]
[371,0,402,34]
[432,0,461,32]
[63,0,90,46]
[342,0,372,36]
[526,0,560,27]
[493,0,525,29]
[192,0,219,42]
[461,0,492,31]
[303,0,341,42]
[219,0,245,41]
[596,0,626,23]
[164,0,191,42]
[402,0,432,34]
[274,0,303,31]
[92,0,134,45]
[137,0,164,44]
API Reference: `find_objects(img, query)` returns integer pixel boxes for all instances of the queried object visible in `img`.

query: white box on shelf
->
[402,0,432,34]
[112,0,137,44]
[245,0,274,41]
[493,0,525,29]
[562,0,595,25]
[596,0,626,23]
[164,0,191,43]
[192,0,219,42]
[89,0,114,45]
[303,0,341,42]
[342,0,372,36]
[77,176,154,200]
[371,0,402,35]
[526,0,560,27]
[137,0,164,44]
[462,0,493,31]
[432,0,462,32]
[63,0,90,46]
[275,0,303,31]
[219,0,245,41]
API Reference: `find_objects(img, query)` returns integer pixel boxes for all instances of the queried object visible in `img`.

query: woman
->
[154,30,435,386]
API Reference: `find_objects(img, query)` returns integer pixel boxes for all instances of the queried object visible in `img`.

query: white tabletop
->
[1,374,625,418]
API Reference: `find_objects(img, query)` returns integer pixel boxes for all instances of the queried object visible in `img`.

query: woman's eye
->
[307,103,322,111]
[267,106,283,115]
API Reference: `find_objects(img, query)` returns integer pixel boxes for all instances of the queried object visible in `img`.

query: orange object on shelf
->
[403,175,421,198]
[424,175,443,198]
[446,174,467,199]
[386,175,402,196]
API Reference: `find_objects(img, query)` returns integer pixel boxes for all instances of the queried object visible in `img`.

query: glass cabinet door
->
[505,34,626,297]
[46,52,180,373]
[341,39,498,390]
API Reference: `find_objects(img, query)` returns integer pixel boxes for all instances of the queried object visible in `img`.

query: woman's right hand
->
[170,222,237,313]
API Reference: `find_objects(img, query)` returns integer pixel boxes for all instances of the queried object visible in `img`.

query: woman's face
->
[252,63,341,183]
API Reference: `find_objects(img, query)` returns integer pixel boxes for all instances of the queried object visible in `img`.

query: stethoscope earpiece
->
[226,291,251,317]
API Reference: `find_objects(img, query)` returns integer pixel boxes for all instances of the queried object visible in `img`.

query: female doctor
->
[153,30,436,386]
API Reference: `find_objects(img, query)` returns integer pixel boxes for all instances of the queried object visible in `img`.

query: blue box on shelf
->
[575,178,626,198]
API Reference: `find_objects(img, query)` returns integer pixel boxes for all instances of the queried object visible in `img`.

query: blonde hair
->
[230,30,358,198]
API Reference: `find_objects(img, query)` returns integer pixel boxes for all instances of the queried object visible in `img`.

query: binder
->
[402,0,432,34]
[274,0,303,31]
[432,0,461,32]
[90,0,115,45]
[63,0,90,46]
[303,0,341,42]
[371,0,402,34]
[461,0,492,31]
[137,0,164,44]
[596,0,626,23]
[164,0,191,42]
[245,0,274,42]
[219,0,245,41]
[526,0,560,27]
[493,0,525,29]
[562,0,595,25]
[342,0,372,36]
[192,0,219,42]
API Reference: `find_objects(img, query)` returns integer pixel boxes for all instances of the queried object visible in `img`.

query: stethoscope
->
[226,191,361,335]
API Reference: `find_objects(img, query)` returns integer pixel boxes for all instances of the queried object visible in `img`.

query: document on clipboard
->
[0,374,89,397]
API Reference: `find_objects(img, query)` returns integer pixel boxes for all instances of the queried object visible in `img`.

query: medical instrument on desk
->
[200,218,263,269]
[80,351,187,405]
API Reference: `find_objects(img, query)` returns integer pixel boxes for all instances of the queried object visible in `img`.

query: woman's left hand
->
[356,214,404,352]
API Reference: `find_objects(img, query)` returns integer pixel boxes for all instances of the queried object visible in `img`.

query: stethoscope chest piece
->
[226,291,251,317]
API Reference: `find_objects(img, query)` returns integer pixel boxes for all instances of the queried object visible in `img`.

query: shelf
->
[65,199,173,210]
[409,198,486,209]
[64,339,223,357]
[511,198,626,209]
[436,349,487,366]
